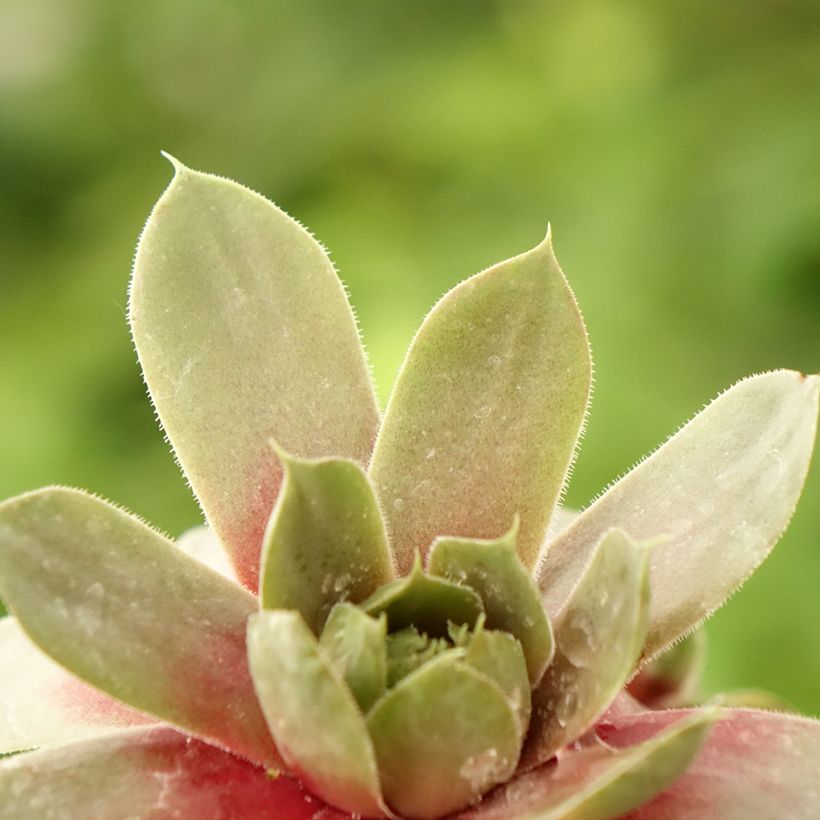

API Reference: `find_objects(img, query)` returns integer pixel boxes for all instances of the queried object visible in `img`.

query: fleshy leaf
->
[0,726,344,820]
[0,488,277,767]
[385,626,451,686]
[537,371,820,663]
[0,618,153,756]
[360,555,483,636]
[369,233,591,574]
[259,450,394,634]
[247,611,387,817]
[428,521,554,686]
[465,627,532,739]
[628,629,707,708]
[598,707,820,818]
[131,158,380,591]
[460,711,716,819]
[367,652,521,819]
[522,529,651,771]
[319,603,387,713]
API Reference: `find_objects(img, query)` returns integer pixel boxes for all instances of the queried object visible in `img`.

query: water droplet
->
[487,354,502,367]
[425,448,437,460]
[393,498,405,511]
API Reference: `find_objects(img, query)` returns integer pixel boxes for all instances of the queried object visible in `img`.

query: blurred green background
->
[1,1,818,711]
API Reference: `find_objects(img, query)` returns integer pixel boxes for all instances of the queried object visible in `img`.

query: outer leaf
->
[537,371,820,663]
[0,618,153,756]
[0,726,345,820]
[0,488,277,767]
[360,556,483,637]
[369,233,591,574]
[259,451,394,634]
[628,629,707,708]
[428,521,554,686]
[522,529,650,771]
[598,707,820,819]
[130,158,380,590]
[459,711,716,819]
[319,603,387,713]
[367,652,521,819]
[247,611,387,818]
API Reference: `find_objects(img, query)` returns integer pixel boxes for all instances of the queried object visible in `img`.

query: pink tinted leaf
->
[0,488,277,767]
[369,232,591,574]
[0,618,153,755]
[522,529,651,771]
[131,158,380,590]
[460,711,715,819]
[0,726,347,819]
[598,707,820,819]
[537,371,819,663]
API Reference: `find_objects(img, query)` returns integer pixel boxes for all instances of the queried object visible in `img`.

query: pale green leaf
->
[319,603,387,713]
[247,610,388,817]
[537,371,819,663]
[522,529,651,771]
[369,233,591,573]
[464,627,532,739]
[460,711,716,820]
[367,652,521,819]
[0,488,277,767]
[0,618,154,756]
[0,726,329,820]
[428,521,554,686]
[131,159,380,590]
[259,450,394,634]
[360,555,483,636]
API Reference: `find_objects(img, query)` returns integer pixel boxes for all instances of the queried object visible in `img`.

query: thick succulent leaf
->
[0,488,277,767]
[259,451,394,634]
[360,556,483,637]
[0,726,346,820]
[367,652,521,819]
[0,618,153,755]
[465,627,532,738]
[319,603,387,713]
[459,711,716,819]
[628,629,707,708]
[429,522,554,686]
[537,371,820,662]
[247,611,387,817]
[131,158,380,591]
[369,233,591,574]
[522,529,651,771]
[175,525,236,580]
[598,707,820,819]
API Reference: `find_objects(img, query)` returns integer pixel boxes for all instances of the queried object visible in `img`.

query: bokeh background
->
[1,1,818,711]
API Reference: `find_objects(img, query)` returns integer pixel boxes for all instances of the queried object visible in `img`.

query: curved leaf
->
[247,611,387,817]
[259,451,394,634]
[459,711,716,819]
[0,726,343,820]
[537,371,819,663]
[367,652,521,819]
[0,618,153,756]
[598,707,820,819]
[429,521,554,686]
[370,233,591,573]
[0,488,277,767]
[522,529,650,771]
[131,159,380,590]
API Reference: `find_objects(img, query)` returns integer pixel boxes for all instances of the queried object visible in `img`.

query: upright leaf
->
[131,158,380,590]
[522,529,651,771]
[537,371,819,663]
[370,233,591,573]
[247,611,388,818]
[0,488,277,767]
[259,450,394,634]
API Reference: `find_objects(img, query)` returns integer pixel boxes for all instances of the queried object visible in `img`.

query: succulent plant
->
[0,158,818,819]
